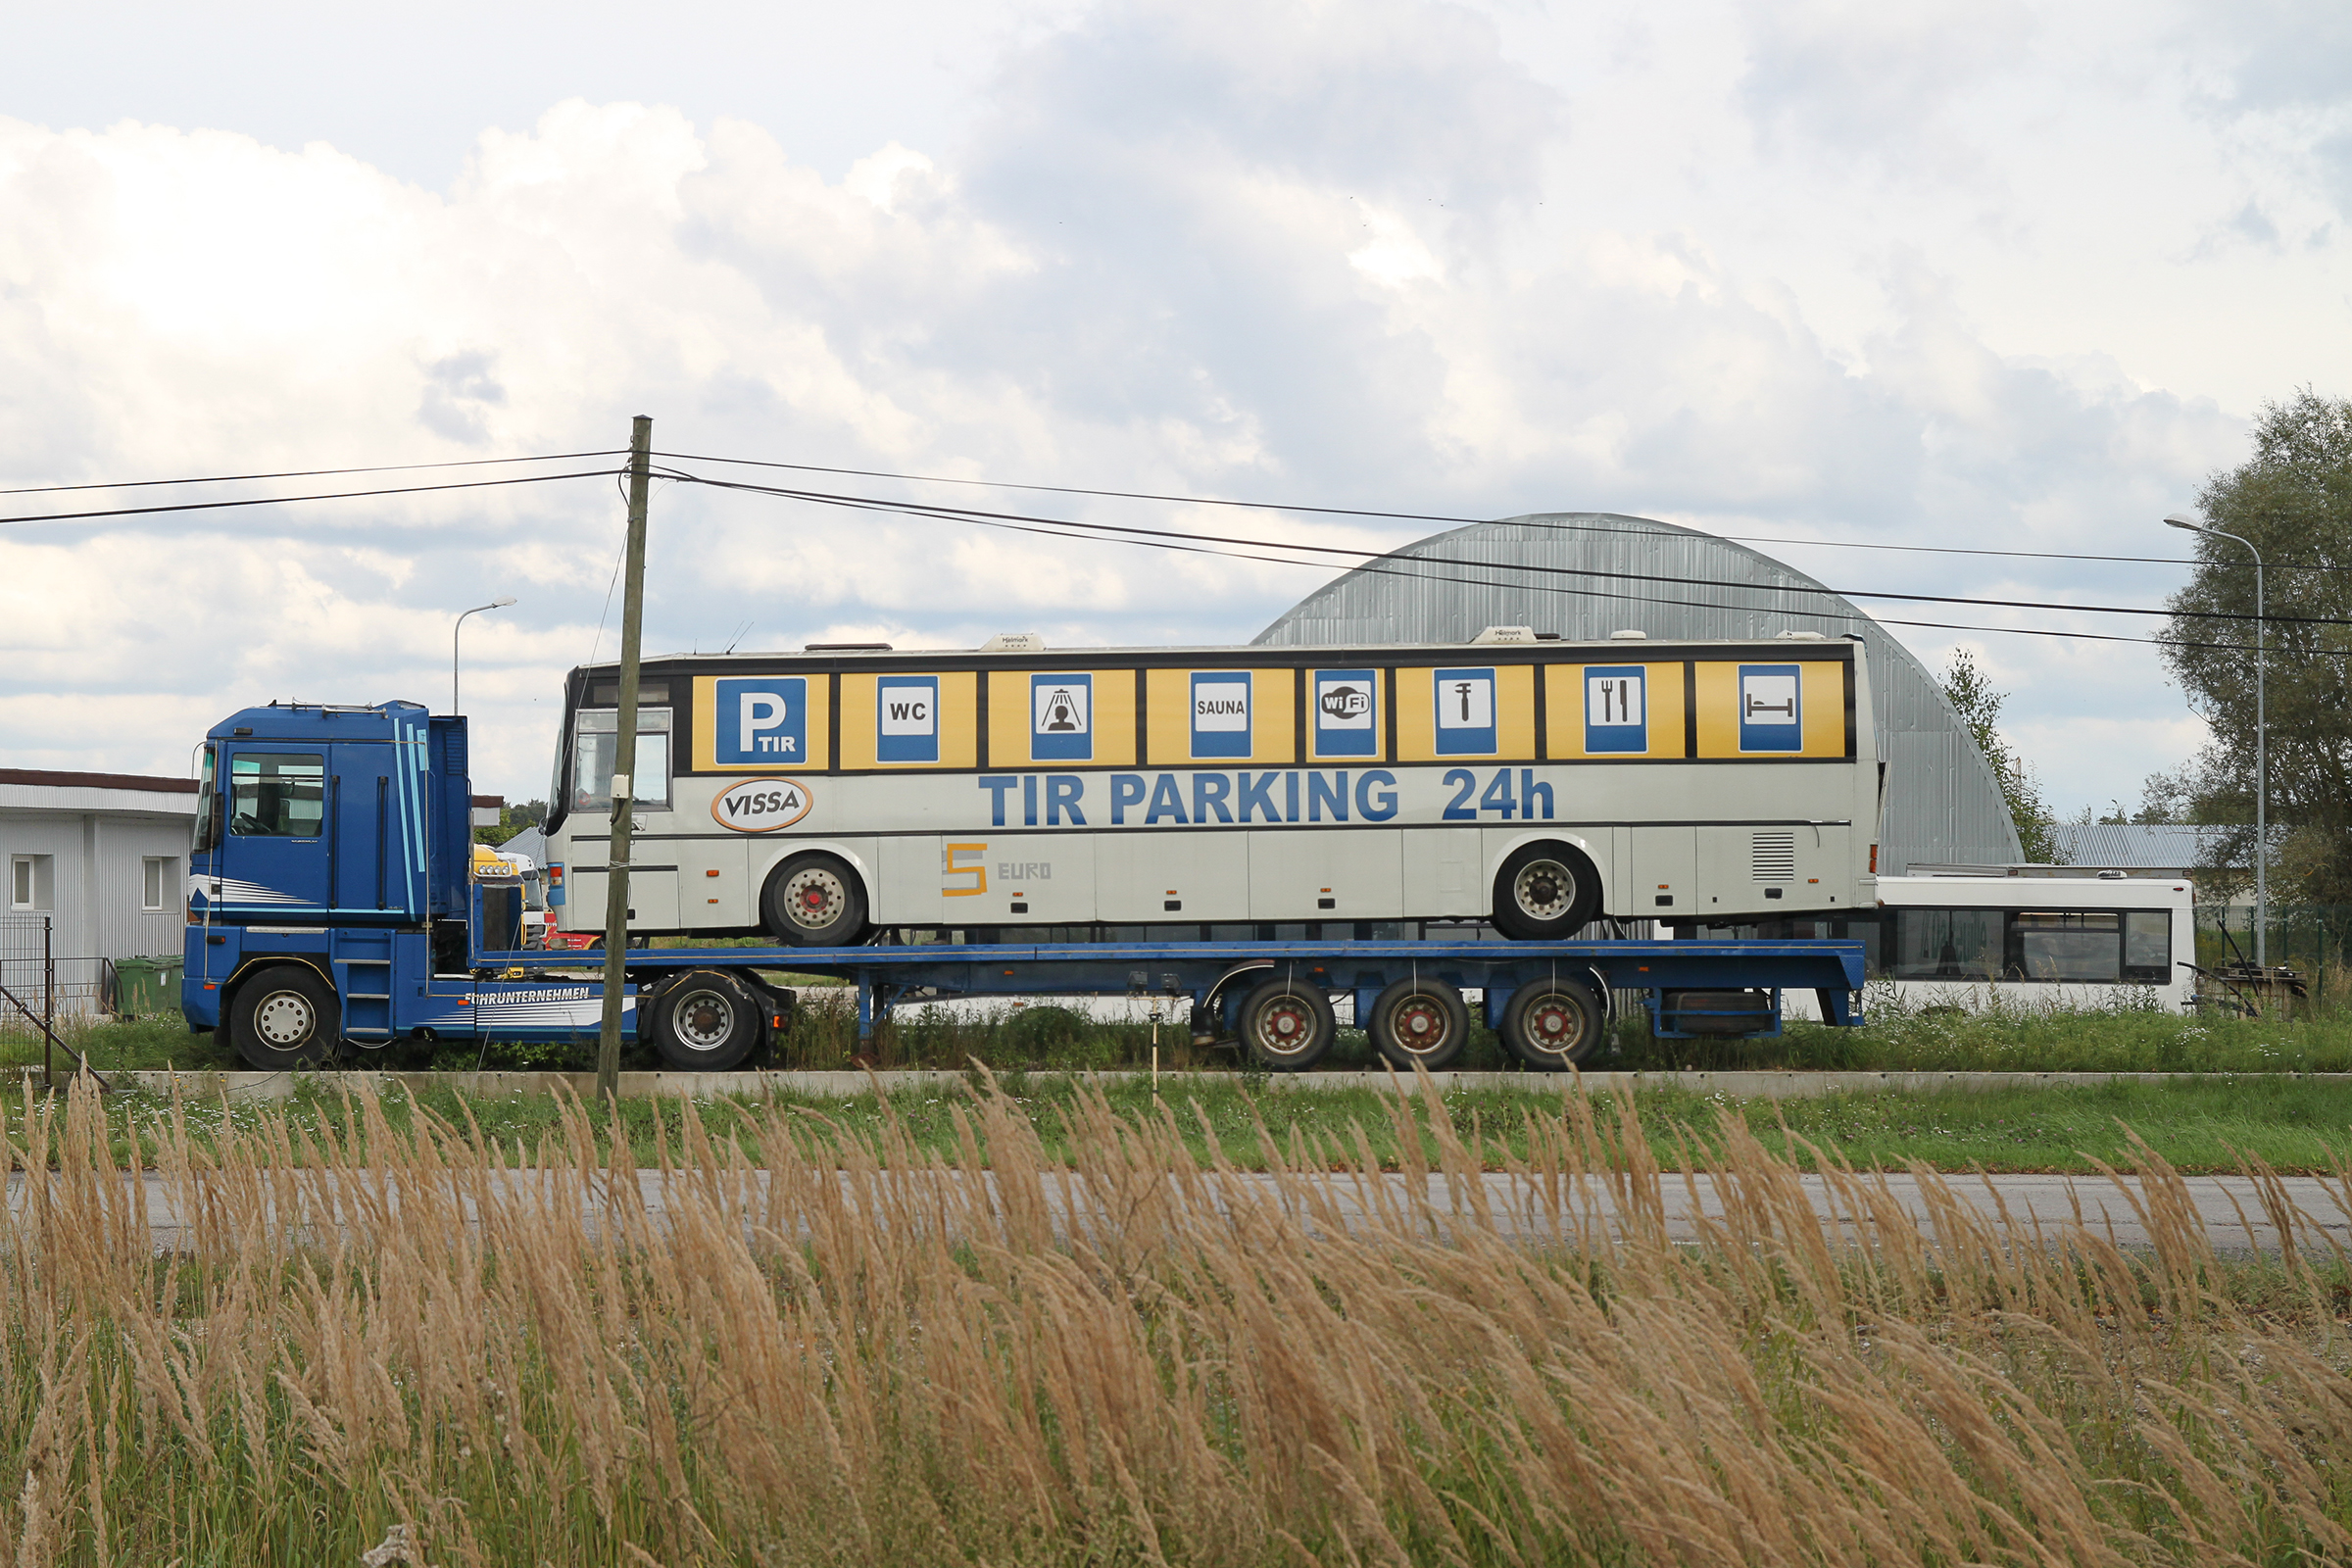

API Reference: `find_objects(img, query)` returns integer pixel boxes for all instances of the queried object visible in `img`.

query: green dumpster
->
[114,956,183,1018]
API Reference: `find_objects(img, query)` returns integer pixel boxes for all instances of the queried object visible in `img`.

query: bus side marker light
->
[706,869,719,877]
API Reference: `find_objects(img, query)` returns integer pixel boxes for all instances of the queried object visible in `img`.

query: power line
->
[0,468,619,528]
[0,450,628,498]
[666,470,2352,631]
[655,447,2352,576]
[662,469,2344,660]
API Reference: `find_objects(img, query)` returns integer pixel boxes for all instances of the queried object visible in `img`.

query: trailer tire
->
[760,854,869,948]
[1499,981,1605,1070]
[1236,975,1336,1071]
[228,964,339,1070]
[1492,842,1601,941]
[1366,977,1472,1071]
[649,970,763,1071]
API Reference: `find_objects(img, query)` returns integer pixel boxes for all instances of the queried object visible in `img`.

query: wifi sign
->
[877,676,940,763]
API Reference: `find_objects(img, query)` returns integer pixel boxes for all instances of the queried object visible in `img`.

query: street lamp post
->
[453,597,517,716]
[2164,513,2265,964]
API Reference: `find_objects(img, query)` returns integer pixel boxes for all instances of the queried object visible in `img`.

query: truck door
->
[213,748,330,913]
[325,746,405,915]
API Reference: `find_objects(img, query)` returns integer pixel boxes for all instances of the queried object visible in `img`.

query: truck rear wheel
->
[1499,981,1605,1070]
[228,963,339,1070]
[1236,975,1336,1071]
[1366,977,1472,1071]
[760,853,868,948]
[1492,842,1601,941]
[649,970,763,1071]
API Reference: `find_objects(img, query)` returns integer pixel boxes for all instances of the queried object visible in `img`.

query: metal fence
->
[0,915,116,1047]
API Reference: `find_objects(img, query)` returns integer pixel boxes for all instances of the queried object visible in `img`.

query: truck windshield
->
[193,745,219,854]
[571,709,671,810]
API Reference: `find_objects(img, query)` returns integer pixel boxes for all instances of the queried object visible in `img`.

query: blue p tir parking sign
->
[1738,664,1802,752]
[1312,669,1377,758]
[716,677,807,765]
[1030,673,1093,761]
[1190,671,1250,759]
[1433,667,1496,756]
[876,676,938,763]
[1584,666,1646,753]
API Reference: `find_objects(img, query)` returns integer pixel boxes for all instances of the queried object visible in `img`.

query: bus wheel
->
[1499,982,1604,1070]
[1493,842,1600,940]
[761,854,868,947]
[1236,976,1336,1071]
[650,970,761,1071]
[228,964,339,1070]
[1367,978,1472,1071]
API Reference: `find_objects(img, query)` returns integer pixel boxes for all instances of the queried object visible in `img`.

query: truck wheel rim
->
[1521,991,1588,1057]
[1251,997,1316,1057]
[782,867,846,929]
[673,989,735,1051]
[1512,860,1574,921]
[255,991,314,1046]
[1391,995,1452,1055]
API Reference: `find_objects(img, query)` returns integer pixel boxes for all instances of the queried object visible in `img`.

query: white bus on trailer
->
[542,630,1883,945]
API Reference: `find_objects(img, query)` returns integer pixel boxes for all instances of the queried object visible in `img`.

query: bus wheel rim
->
[1393,997,1450,1054]
[674,989,735,1050]
[783,868,845,928]
[1513,860,1574,921]
[256,992,313,1046]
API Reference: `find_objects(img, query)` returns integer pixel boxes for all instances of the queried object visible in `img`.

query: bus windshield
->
[570,709,672,811]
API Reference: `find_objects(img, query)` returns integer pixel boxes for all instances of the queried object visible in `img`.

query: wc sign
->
[715,677,808,765]
[877,676,938,763]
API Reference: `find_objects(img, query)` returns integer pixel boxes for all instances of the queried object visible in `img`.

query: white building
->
[1,769,199,1017]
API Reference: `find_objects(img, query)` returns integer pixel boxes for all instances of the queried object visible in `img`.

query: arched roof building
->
[1252,512,2020,873]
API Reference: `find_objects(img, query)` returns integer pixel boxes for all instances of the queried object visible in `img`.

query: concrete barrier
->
[31,1067,2347,1102]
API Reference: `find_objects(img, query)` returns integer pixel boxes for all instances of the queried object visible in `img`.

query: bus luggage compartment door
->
[1248,829,1400,920]
[1097,832,1243,922]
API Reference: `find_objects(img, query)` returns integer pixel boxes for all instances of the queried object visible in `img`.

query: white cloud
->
[0,0,2342,814]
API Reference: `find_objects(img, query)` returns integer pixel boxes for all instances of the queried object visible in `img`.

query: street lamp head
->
[2163,513,2206,532]
[490,596,516,609]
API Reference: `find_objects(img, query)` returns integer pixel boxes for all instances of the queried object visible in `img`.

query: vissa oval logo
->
[710,777,814,833]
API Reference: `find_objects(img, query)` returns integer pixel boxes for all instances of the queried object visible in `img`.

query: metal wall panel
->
[0,810,194,962]
[1251,514,2021,873]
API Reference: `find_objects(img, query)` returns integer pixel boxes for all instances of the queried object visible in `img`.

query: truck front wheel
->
[648,970,763,1071]
[760,854,869,948]
[228,964,339,1070]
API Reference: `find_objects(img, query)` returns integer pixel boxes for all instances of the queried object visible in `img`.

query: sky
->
[1,0,2346,808]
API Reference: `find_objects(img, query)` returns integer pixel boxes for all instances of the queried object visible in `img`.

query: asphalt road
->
[41,1168,2351,1257]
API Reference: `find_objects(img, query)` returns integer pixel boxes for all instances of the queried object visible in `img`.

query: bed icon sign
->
[1738,665,1802,752]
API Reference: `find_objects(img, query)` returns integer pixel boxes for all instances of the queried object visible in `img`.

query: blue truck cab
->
[182,701,649,1067]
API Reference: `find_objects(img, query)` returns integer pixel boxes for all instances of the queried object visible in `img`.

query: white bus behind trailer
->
[1683,875,2197,1014]
[543,630,1883,945]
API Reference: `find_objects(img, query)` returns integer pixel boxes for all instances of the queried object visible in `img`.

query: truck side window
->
[228,753,325,837]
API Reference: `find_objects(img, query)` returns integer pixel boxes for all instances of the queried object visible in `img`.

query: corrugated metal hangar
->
[1253,512,2021,874]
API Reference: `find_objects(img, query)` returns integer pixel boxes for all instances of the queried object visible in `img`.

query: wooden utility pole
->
[596,416,654,1102]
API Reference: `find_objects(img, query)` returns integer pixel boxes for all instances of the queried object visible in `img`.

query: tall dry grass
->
[0,1077,2347,1564]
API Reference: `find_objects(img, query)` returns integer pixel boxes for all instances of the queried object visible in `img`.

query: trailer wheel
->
[228,964,339,1070]
[760,853,869,947]
[1236,976,1336,1071]
[1367,978,1472,1071]
[1492,842,1600,941]
[649,970,762,1071]
[1499,981,1605,1070]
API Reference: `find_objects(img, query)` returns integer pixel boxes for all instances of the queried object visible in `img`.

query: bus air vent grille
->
[1750,833,1796,882]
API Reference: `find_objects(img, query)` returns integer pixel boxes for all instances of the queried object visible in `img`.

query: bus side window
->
[1889,907,2002,981]
[2123,910,2171,984]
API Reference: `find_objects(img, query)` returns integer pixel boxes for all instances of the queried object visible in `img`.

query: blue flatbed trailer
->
[183,701,1863,1072]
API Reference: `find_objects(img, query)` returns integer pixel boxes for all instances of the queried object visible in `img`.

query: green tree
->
[2157,389,2352,906]
[1941,649,2060,863]
[473,799,548,848]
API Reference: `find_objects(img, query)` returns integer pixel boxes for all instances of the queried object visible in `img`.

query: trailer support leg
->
[1815,987,1860,1026]
[857,971,875,1045]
